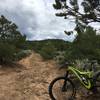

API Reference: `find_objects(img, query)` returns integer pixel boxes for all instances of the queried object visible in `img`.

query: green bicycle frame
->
[68,66,94,89]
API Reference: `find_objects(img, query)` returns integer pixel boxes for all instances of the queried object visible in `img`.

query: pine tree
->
[53,0,100,33]
[0,15,26,64]
[0,15,25,43]
[53,0,100,63]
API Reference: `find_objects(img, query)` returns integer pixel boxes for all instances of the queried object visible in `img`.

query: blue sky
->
[0,0,100,41]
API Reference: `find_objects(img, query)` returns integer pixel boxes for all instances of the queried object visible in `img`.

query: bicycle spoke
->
[49,77,75,100]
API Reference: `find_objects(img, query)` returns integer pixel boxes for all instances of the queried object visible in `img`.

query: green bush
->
[0,15,27,65]
[15,50,32,60]
[39,44,57,60]
[0,43,16,64]
[53,51,66,64]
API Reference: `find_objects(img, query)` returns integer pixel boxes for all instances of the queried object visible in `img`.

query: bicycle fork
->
[62,71,69,92]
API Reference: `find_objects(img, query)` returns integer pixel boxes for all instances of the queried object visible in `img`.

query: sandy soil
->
[0,52,58,100]
[0,52,99,100]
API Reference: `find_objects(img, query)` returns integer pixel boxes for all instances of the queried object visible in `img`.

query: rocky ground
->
[0,52,99,100]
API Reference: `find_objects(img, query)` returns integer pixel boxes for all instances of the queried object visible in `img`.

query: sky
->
[0,0,76,41]
[0,0,100,41]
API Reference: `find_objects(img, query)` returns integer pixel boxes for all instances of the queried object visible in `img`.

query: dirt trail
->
[0,52,58,100]
[0,52,99,100]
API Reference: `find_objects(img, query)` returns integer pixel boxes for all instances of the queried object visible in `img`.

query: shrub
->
[53,51,66,64]
[0,15,27,65]
[0,43,16,64]
[15,50,32,60]
[39,44,57,60]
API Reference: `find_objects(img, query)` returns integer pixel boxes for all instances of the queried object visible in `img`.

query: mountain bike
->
[48,62,100,100]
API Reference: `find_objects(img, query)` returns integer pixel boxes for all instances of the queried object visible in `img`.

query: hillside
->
[0,52,99,100]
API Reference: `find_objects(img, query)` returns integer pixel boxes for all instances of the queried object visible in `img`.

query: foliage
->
[26,39,71,60]
[51,1,100,66]
[0,15,26,64]
[0,15,25,43]
[38,42,57,59]
[28,27,100,64]
[53,51,66,64]
[15,50,32,60]
[53,0,100,33]
[0,42,16,64]
[65,27,100,63]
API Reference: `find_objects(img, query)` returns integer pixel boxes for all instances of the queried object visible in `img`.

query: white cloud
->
[0,0,76,41]
[0,0,99,41]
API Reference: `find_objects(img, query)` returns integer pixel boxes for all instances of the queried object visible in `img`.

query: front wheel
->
[48,77,76,100]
